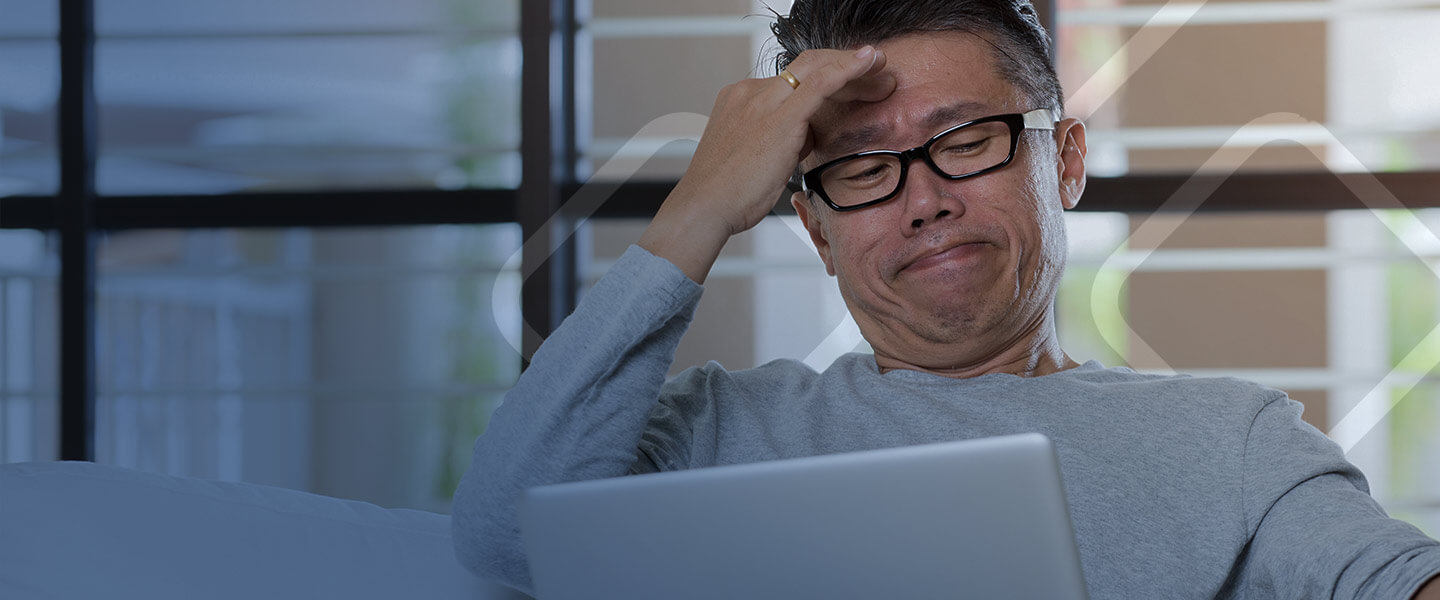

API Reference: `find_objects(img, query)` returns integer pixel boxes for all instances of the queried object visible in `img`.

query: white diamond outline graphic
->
[494,112,710,358]
[1087,112,1440,453]
[494,1,1440,450]
[493,0,1214,368]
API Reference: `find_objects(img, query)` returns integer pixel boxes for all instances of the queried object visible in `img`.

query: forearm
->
[450,246,702,592]
[1240,397,1440,599]
[638,187,734,285]
[450,44,895,593]
[637,44,893,286]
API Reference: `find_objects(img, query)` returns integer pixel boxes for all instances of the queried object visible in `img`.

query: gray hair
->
[770,0,1064,115]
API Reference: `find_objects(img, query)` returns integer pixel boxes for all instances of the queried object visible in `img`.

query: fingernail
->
[855,45,874,60]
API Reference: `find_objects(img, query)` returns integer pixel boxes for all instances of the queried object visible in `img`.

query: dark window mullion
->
[518,0,579,364]
[58,0,98,461]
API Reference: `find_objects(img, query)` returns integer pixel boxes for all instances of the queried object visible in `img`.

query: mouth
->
[901,241,988,274]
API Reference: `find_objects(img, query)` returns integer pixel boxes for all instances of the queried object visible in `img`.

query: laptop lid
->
[520,433,1087,600]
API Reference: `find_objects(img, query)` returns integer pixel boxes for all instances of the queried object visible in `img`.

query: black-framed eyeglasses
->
[800,108,1057,212]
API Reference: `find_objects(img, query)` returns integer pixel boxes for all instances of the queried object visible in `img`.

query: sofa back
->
[0,461,530,599]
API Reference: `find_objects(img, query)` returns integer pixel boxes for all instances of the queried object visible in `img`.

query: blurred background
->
[1,0,1437,534]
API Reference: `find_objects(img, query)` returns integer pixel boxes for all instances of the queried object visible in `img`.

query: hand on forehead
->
[806,32,1020,164]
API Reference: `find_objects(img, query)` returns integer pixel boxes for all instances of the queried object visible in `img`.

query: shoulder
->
[1067,361,1285,409]
[653,357,854,430]
[1052,361,1296,439]
[663,357,821,397]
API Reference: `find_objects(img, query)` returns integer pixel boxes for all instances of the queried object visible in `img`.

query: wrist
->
[637,198,732,284]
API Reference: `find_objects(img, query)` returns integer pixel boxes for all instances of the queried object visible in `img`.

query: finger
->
[829,70,896,104]
[779,46,879,92]
[825,46,893,103]
[780,47,889,117]
[857,45,888,77]
[770,48,839,87]
[757,46,885,111]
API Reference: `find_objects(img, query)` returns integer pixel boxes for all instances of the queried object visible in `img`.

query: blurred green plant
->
[437,0,520,188]
[434,226,520,504]
[1058,264,1128,367]
[1383,211,1440,504]
[429,0,523,506]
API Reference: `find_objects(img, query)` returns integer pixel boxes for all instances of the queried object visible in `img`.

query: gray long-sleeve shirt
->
[452,245,1440,599]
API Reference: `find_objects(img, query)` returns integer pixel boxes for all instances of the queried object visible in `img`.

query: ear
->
[1054,117,1087,210]
[790,191,836,276]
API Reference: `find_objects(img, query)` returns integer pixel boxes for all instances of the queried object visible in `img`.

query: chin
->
[912,307,987,345]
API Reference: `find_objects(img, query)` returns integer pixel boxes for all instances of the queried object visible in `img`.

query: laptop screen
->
[520,433,1087,600]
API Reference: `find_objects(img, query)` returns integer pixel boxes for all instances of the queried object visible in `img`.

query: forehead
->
[809,31,1027,160]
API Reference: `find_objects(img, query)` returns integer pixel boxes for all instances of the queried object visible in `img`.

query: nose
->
[898,160,965,234]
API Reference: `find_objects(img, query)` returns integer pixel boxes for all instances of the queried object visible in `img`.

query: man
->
[453,1,1440,597]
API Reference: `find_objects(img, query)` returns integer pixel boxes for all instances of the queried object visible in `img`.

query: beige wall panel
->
[1120,23,1325,128]
[593,0,754,18]
[581,276,758,375]
[1127,143,1328,175]
[588,219,755,262]
[1115,0,1309,4]
[672,275,755,374]
[592,36,755,139]
[1284,389,1329,431]
[588,220,650,260]
[1127,212,1327,249]
[584,147,699,180]
[1127,269,1327,369]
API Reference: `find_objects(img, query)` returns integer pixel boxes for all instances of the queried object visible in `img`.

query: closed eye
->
[843,164,889,182]
[937,137,991,156]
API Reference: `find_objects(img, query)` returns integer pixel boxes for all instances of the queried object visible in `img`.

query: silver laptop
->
[519,433,1087,600]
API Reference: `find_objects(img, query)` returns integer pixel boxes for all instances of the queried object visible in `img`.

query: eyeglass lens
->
[818,120,1014,208]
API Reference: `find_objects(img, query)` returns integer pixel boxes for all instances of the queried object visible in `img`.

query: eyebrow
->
[820,100,995,159]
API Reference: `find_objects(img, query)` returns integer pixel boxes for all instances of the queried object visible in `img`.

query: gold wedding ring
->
[779,69,800,90]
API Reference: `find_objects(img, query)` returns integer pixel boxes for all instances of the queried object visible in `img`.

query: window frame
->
[8,0,1440,460]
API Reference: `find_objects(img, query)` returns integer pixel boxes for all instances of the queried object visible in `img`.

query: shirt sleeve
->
[450,245,703,594]
[1230,393,1440,599]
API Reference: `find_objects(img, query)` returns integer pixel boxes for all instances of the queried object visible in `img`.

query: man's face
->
[796,31,1086,372]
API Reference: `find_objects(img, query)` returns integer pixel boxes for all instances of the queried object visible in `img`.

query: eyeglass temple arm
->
[1023,108,1058,130]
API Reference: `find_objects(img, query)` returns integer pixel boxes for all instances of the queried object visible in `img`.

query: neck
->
[870,311,1079,379]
